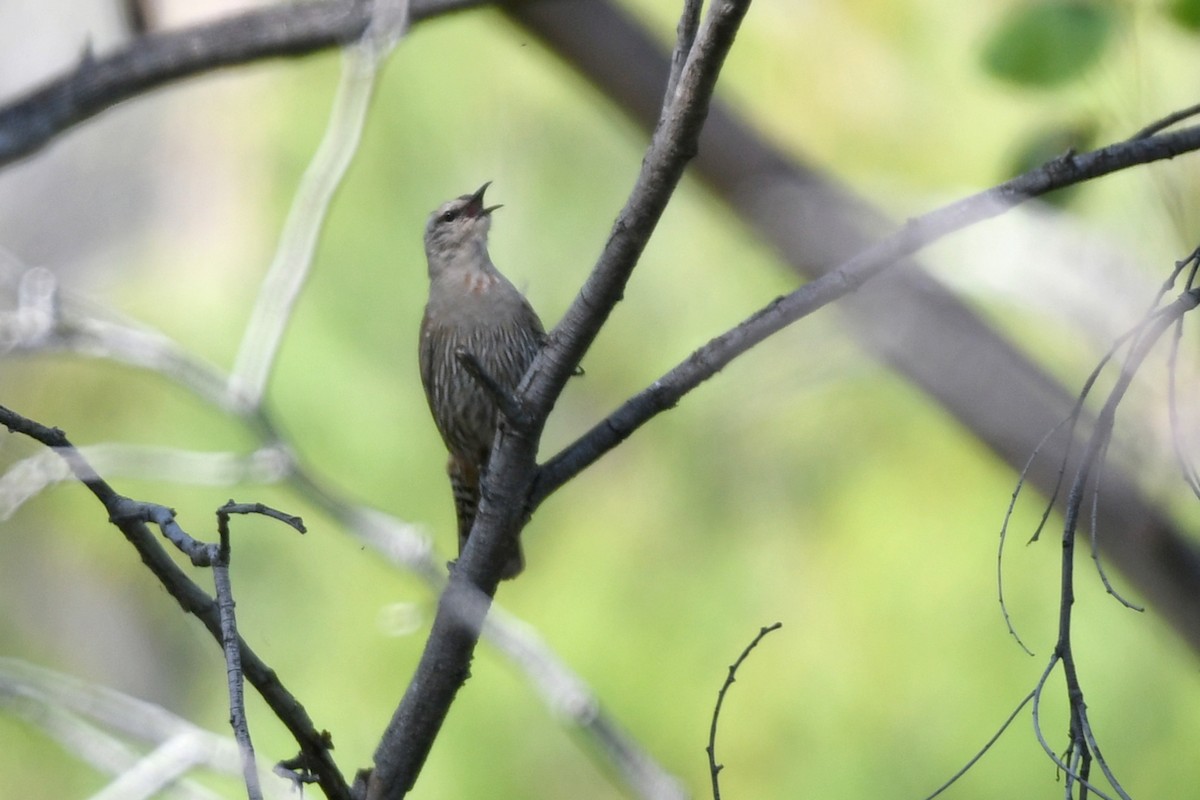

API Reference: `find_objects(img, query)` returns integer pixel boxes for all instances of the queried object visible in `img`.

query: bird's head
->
[424,182,503,270]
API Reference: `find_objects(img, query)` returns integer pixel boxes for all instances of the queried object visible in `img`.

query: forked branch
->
[0,405,351,800]
[366,2,754,797]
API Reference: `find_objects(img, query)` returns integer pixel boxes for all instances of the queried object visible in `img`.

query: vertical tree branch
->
[214,502,307,800]
[366,3,754,797]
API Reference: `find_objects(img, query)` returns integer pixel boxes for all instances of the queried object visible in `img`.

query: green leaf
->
[1167,0,1200,32]
[982,1,1114,88]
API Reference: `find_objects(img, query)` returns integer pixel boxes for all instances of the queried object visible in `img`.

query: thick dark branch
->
[0,405,351,800]
[533,126,1200,505]
[0,0,479,170]
[367,3,753,798]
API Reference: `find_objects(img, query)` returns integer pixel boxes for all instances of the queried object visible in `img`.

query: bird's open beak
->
[469,181,503,216]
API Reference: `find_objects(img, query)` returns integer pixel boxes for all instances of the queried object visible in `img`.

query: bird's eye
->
[440,210,457,223]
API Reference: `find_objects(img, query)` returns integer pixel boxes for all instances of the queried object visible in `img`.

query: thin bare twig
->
[211,528,261,800]
[1165,251,1200,499]
[706,623,782,800]
[1034,285,1200,800]
[997,416,1071,656]
[214,501,307,800]
[922,690,1034,800]
[1029,654,1116,800]
[1086,435,1142,611]
[1130,101,1200,140]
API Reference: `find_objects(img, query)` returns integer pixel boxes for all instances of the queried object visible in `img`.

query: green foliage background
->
[2,1,1200,797]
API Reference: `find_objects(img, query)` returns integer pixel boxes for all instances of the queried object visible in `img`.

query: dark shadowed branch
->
[0,0,486,170]
[366,3,753,798]
[921,690,1035,800]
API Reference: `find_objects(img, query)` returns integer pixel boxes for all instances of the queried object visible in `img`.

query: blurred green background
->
[2,0,1200,797]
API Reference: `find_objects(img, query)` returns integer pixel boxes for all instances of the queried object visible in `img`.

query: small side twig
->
[664,0,703,101]
[1130,101,1200,140]
[218,500,307,536]
[455,348,531,431]
[922,690,1034,799]
[213,500,307,800]
[705,622,781,800]
[1165,250,1200,499]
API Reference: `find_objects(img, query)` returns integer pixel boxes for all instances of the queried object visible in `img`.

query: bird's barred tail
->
[449,457,524,579]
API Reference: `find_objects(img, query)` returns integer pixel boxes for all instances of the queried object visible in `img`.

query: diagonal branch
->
[523,0,753,417]
[531,123,1200,507]
[0,405,352,800]
[0,0,479,171]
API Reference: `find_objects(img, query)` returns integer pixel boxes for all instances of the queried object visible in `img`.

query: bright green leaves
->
[1168,0,1200,31]
[982,1,1115,88]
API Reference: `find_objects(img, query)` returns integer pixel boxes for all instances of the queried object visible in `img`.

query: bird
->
[418,182,545,579]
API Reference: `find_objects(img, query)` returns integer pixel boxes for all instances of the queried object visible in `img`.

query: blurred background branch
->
[2,0,1200,798]
[0,657,291,799]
